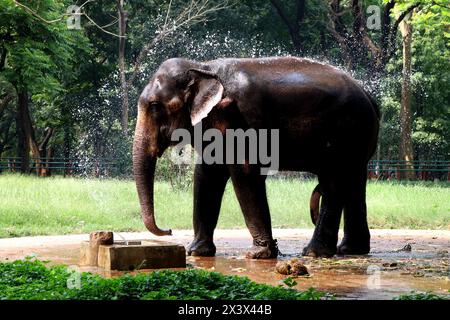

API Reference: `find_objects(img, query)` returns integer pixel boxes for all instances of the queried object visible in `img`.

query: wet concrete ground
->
[0,229,448,300]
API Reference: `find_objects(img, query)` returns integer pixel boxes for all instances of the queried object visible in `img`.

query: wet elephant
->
[132,57,380,258]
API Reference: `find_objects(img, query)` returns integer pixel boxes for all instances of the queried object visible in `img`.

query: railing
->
[367,160,449,181]
[0,157,118,177]
[0,158,448,180]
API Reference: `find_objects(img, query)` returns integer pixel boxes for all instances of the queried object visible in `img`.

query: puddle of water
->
[184,255,449,300]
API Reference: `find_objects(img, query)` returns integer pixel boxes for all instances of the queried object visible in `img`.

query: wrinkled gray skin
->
[133,57,380,258]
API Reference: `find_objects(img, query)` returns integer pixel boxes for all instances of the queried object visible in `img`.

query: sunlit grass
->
[0,174,448,237]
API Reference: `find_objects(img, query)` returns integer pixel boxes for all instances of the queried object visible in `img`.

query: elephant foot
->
[302,240,336,258]
[246,239,278,259]
[187,239,216,257]
[337,238,370,255]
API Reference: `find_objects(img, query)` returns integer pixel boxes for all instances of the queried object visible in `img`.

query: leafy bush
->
[155,150,194,191]
[0,258,325,300]
[394,291,450,300]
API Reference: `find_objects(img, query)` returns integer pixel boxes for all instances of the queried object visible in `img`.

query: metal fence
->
[0,157,118,177]
[367,160,449,181]
[0,157,448,180]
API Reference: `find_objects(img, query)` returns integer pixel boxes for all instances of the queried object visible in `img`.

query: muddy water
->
[0,231,448,300]
[182,236,449,300]
[186,255,449,300]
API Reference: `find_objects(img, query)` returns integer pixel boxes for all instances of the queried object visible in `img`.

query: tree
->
[398,11,415,179]
[0,0,88,174]
[325,0,421,77]
[409,0,450,161]
[117,0,128,135]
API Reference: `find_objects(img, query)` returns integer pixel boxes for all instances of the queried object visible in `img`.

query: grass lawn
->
[0,174,448,237]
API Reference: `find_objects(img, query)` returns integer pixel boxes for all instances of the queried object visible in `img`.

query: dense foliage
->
[0,0,448,177]
[0,258,327,300]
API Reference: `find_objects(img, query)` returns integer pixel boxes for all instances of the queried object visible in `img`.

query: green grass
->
[0,174,448,238]
[0,258,326,300]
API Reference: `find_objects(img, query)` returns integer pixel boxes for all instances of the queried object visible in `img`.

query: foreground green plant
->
[0,258,326,300]
[394,291,450,300]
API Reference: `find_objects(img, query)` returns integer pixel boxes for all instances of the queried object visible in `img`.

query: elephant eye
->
[149,101,162,112]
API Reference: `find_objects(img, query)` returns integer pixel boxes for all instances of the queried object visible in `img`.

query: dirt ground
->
[0,229,448,300]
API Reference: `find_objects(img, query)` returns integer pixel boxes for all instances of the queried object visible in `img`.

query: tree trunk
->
[15,89,40,174]
[63,123,72,177]
[380,0,395,66]
[0,93,13,116]
[0,113,14,157]
[16,90,30,173]
[117,0,129,135]
[45,147,54,177]
[0,94,14,168]
[0,45,6,72]
[38,127,54,177]
[270,0,305,54]
[399,14,415,180]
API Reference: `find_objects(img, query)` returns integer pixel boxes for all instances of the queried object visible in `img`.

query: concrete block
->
[79,231,114,266]
[79,241,96,266]
[90,231,114,245]
[79,239,186,270]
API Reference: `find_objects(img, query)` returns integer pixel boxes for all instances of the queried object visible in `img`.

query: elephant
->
[132,56,380,259]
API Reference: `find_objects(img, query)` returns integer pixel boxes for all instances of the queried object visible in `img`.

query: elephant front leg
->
[229,165,278,259]
[187,163,230,257]
[302,174,344,258]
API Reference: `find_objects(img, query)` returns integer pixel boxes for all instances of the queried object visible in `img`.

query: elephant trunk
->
[132,124,172,236]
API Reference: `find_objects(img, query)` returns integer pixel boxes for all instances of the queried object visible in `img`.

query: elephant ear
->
[188,68,224,126]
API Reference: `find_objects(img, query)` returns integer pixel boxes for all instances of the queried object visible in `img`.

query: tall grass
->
[0,174,448,237]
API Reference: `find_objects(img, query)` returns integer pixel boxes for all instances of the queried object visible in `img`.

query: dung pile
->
[275,258,309,276]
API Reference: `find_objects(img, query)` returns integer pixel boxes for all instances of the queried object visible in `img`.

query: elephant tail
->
[364,90,381,160]
[310,184,322,226]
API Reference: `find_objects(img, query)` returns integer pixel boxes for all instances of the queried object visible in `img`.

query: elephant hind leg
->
[310,184,322,226]
[303,174,344,258]
[337,167,371,255]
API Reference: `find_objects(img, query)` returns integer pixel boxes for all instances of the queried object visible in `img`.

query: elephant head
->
[133,58,228,236]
